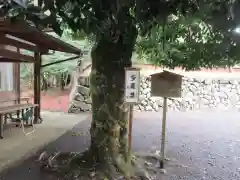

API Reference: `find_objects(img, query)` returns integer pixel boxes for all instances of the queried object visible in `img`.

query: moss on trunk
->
[38,21,153,180]
[89,20,137,177]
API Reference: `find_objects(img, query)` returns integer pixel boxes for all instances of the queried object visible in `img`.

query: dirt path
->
[1,111,240,180]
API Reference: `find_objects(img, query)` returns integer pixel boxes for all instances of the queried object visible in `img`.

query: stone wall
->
[68,76,91,113]
[68,76,240,113]
[136,76,240,112]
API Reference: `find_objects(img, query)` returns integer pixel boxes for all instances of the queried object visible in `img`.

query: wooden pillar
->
[16,49,21,101]
[34,52,41,123]
[0,114,3,139]
[39,55,42,122]
[16,62,20,118]
[15,48,21,118]
[16,65,20,100]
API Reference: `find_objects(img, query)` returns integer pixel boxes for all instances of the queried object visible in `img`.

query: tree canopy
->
[136,15,240,70]
[2,0,240,70]
[2,1,240,36]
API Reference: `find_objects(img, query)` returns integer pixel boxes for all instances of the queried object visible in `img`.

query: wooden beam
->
[0,19,82,55]
[0,35,47,53]
[9,31,82,55]
[0,48,34,62]
[7,32,52,54]
[41,56,80,68]
[0,19,31,33]
[0,58,32,63]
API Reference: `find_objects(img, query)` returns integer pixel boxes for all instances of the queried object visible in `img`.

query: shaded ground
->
[1,111,240,180]
[0,111,89,173]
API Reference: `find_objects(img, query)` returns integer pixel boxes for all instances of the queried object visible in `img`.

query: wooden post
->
[38,55,42,122]
[124,67,140,171]
[16,48,21,118]
[127,103,134,179]
[16,62,20,101]
[128,104,133,155]
[34,52,41,123]
[160,97,167,169]
[33,52,38,123]
[0,114,3,139]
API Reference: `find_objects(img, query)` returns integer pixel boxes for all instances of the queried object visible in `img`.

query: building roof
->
[0,18,82,60]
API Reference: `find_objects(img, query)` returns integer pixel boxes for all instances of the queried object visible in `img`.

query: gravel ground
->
[1,111,240,180]
[136,111,240,180]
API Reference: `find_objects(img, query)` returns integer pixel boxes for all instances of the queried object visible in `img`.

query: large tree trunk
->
[89,15,137,176]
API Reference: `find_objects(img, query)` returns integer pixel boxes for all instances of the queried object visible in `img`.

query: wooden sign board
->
[150,70,183,98]
[124,67,141,103]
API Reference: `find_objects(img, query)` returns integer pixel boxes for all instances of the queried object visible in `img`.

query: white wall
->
[0,63,13,91]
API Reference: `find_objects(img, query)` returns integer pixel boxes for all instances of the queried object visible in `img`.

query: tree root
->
[37,150,161,180]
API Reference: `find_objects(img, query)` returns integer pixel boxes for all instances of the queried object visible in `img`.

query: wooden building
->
[0,17,82,123]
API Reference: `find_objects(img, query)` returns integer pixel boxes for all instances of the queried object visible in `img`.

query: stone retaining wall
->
[68,76,240,113]
[136,77,240,111]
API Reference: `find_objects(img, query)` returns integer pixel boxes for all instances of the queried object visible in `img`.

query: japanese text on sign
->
[125,69,140,103]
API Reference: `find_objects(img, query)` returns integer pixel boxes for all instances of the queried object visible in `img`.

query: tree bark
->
[41,74,48,91]
[60,73,65,91]
[89,15,137,175]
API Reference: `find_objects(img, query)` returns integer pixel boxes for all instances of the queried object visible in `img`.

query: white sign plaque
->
[124,68,140,103]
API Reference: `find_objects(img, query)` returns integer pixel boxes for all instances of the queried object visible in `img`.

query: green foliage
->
[2,1,237,35]
[136,15,240,70]
[3,0,240,69]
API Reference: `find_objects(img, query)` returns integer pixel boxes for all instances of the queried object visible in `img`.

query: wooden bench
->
[0,96,32,123]
[0,96,31,104]
[0,103,39,139]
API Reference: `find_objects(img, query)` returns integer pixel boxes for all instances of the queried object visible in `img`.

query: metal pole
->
[160,97,167,169]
